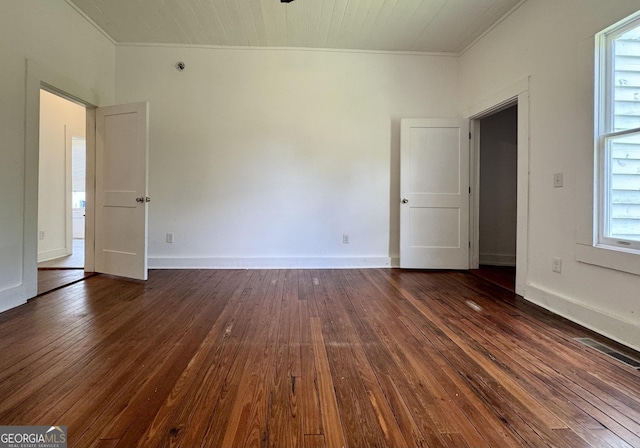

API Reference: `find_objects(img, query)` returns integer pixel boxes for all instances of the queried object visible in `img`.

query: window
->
[595,11,640,252]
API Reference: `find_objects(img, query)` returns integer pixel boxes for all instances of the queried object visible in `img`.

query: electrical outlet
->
[342,234,349,244]
[552,257,562,273]
[553,172,563,188]
[166,233,174,244]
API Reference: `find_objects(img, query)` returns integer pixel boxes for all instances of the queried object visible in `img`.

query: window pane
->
[613,25,640,132]
[604,132,640,242]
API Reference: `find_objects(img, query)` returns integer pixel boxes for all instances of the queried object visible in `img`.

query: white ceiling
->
[66,0,524,54]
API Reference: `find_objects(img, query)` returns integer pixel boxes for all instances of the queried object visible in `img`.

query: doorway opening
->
[36,89,92,295]
[471,104,518,292]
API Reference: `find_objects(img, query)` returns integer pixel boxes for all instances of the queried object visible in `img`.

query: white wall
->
[5,0,637,355]
[460,0,640,350]
[115,46,459,268]
[38,90,86,262]
[0,0,115,312]
[479,106,518,266]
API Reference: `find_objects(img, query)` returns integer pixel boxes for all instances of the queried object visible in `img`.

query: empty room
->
[1,0,640,447]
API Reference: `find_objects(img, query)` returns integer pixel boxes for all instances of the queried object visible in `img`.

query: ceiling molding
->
[66,0,526,54]
[115,41,459,58]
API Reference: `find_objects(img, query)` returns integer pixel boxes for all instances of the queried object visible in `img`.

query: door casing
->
[467,79,530,296]
[25,60,148,299]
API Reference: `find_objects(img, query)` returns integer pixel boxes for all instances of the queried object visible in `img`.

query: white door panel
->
[400,119,469,269]
[95,102,149,280]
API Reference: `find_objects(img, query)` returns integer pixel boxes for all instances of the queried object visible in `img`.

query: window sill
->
[575,243,640,276]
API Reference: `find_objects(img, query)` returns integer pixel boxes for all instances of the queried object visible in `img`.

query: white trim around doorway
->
[25,59,104,299]
[466,77,530,296]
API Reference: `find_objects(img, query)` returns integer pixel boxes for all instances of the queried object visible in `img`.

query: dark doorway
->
[472,105,518,291]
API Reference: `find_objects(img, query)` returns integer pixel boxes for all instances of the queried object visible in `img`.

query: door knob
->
[136,197,151,203]
[401,198,409,204]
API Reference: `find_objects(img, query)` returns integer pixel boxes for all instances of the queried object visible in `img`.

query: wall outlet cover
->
[553,172,563,188]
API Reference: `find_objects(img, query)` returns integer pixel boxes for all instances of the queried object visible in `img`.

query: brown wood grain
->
[0,269,638,447]
[37,269,96,296]
[310,316,347,448]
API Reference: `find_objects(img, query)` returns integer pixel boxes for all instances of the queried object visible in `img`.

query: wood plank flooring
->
[37,269,95,296]
[469,265,516,292]
[0,269,639,447]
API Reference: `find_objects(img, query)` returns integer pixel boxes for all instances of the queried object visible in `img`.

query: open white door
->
[400,119,469,269]
[95,102,149,280]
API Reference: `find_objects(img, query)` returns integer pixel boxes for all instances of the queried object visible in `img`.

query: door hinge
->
[469,132,472,139]
[469,187,471,194]
[469,241,471,248]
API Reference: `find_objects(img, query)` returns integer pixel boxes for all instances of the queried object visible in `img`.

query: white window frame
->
[594,11,640,253]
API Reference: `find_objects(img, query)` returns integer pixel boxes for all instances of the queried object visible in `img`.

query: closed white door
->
[95,102,149,280]
[400,119,469,269]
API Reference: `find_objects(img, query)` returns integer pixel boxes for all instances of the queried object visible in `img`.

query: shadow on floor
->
[469,265,516,292]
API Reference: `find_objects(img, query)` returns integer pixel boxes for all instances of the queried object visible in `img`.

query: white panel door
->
[95,102,149,280]
[400,119,469,269]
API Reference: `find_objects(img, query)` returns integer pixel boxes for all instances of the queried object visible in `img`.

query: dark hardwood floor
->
[37,269,96,296]
[469,265,516,292]
[1,269,639,447]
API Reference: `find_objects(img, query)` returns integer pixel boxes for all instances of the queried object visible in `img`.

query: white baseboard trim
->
[0,284,27,314]
[149,256,392,270]
[38,247,71,263]
[479,253,516,266]
[525,282,640,352]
